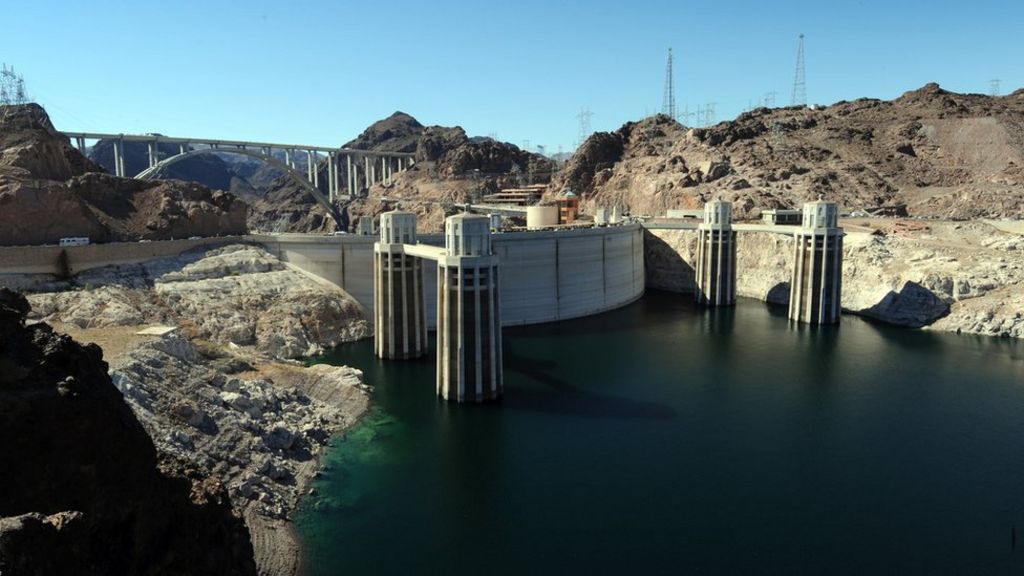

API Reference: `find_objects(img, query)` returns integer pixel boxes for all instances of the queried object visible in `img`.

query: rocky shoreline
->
[1,244,374,576]
[645,217,1024,338]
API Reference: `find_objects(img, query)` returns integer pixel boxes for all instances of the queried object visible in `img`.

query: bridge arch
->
[135,148,342,226]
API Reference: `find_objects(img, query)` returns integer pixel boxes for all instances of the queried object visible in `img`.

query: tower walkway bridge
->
[641,218,807,236]
[60,131,416,226]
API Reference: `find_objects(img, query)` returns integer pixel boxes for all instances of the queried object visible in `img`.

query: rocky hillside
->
[3,243,373,575]
[0,104,247,246]
[552,84,1024,220]
[0,288,257,575]
[25,244,370,359]
[249,112,556,233]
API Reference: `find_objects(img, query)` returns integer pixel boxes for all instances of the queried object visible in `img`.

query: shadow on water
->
[504,289,696,341]
[502,345,676,421]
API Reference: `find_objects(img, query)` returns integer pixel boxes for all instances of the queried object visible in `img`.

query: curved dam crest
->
[259,223,647,329]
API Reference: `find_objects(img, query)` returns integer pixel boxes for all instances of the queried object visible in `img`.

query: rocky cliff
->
[2,243,374,575]
[0,288,257,575]
[0,104,247,246]
[552,84,1024,221]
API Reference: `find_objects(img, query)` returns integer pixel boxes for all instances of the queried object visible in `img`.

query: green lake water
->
[298,292,1024,575]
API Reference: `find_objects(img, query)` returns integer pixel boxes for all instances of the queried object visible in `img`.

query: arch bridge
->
[61,131,416,223]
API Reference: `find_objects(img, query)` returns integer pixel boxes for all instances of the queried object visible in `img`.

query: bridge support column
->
[326,152,336,203]
[330,152,339,202]
[437,214,502,403]
[147,141,157,169]
[695,200,737,306]
[75,137,85,153]
[113,137,125,178]
[789,199,843,325]
[346,155,354,198]
[179,143,187,155]
[364,156,372,191]
[306,151,314,184]
[374,211,426,359]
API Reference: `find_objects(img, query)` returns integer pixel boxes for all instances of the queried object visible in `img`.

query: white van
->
[59,237,90,247]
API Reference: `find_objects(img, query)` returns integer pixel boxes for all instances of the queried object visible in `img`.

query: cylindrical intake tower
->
[789,200,843,325]
[437,213,503,402]
[374,211,427,359]
[695,200,737,306]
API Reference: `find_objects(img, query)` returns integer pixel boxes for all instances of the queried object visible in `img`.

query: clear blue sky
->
[3,0,1020,153]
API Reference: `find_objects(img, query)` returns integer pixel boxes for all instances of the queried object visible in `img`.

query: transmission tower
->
[680,104,694,126]
[662,48,677,120]
[0,64,28,107]
[791,34,807,106]
[576,107,594,149]
[764,91,777,108]
[990,79,1001,96]
[704,102,716,126]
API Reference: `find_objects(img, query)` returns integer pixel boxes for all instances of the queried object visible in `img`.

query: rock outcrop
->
[25,244,371,359]
[0,104,247,246]
[248,111,556,234]
[551,84,1024,221]
[0,288,257,575]
[110,331,368,520]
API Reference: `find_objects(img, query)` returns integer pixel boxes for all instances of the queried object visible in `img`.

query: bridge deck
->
[60,131,415,157]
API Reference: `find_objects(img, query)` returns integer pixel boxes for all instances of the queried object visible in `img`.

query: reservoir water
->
[297,292,1024,574]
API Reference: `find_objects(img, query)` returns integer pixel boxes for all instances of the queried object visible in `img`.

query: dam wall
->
[0,236,251,276]
[644,228,795,305]
[0,226,645,329]
[259,225,646,329]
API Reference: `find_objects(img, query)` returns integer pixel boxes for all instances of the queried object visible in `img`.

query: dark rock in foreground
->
[0,288,257,575]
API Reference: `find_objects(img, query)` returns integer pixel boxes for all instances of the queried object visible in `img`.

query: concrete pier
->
[437,214,503,403]
[374,211,427,359]
[695,200,737,306]
[789,199,843,324]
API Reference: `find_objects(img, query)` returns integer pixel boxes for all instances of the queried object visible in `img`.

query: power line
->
[990,79,1001,97]
[662,48,676,120]
[791,33,806,106]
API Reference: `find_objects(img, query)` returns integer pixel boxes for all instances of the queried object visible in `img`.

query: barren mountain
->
[0,104,247,245]
[550,83,1024,220]
[248,112,556,233]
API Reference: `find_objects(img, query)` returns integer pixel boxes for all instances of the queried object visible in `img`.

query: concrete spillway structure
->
[374,211,427,359]
[789,199,843,324]
[695,200,737,306]
[437,214,503,403]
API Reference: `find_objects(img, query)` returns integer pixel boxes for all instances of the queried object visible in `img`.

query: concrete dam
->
[258,223,647,330]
